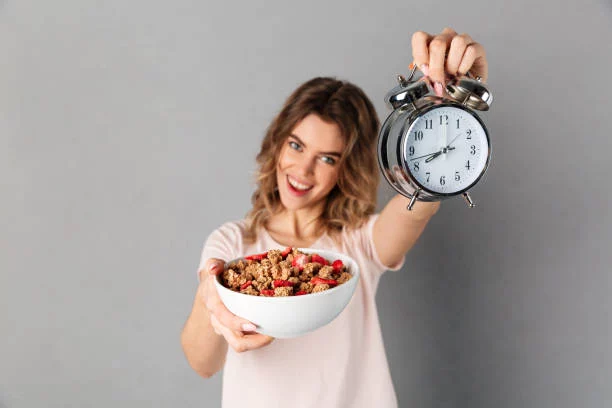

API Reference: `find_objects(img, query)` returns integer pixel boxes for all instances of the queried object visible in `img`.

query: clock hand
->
[442,118,448,161]
[446,133,462,148]
[424,146,456,163]
[410,150,441,161]
[425,151,442,162]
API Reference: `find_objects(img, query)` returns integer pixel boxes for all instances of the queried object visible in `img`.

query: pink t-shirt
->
[198,214,404,408]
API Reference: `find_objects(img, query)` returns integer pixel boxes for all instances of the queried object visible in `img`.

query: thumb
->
[198,258,226,281]
[205,258,226,276]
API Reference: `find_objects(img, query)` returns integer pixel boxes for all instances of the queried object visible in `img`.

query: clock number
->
[409,146,415,156]
[466,129,472,139]
[426,172,430,182]
[425,119,432,129]
[455,171,460,181]
[439,115,448,125]
[413,162,420,172]
[456,119,460,129]
[470,145,476,155]
[465,160,471,170]
[440,175,446,185]
[414,130,423,141]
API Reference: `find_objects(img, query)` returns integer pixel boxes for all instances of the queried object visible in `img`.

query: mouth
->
[286,175,313,196]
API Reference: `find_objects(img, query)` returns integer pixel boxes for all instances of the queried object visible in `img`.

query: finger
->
[428,28,457,84]
[411,31,432,75]
[457,42,488,82]
[446,33,473,77]
[199,258,225,280]
[218,324,275,354]
[205,283,258,332]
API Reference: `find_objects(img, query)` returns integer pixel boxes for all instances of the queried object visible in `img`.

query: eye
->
[288,140,302,151]
[320,155,337,165]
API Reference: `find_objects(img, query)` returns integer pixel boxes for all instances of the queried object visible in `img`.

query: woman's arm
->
[373,195,440,268]
[181,259,275,378]
[181,274,228,378]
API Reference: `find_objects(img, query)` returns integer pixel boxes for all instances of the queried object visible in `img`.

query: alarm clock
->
[378,65,493,210]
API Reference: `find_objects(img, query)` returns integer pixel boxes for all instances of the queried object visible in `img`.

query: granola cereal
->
[220,248,351,297]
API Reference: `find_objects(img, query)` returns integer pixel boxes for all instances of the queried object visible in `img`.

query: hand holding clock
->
[411,27,488,96]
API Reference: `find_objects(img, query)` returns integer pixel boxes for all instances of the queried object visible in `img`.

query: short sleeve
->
[196,221,245,282]
[347,214,405,274]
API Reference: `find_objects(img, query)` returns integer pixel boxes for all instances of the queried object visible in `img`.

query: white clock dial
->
[402,106,489,195]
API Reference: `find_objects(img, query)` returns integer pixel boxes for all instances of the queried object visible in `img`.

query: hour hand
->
[410,150,440,161]
[424,146,455,163]
[425,151,442,162]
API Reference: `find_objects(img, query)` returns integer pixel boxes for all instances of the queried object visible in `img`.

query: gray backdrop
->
[2,0,611,407]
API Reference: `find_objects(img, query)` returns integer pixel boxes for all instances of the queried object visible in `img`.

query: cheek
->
[276,148,292,171]
[321,168,341,189]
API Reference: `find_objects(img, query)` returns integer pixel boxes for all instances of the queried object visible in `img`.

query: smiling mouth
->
[287,175,313,192]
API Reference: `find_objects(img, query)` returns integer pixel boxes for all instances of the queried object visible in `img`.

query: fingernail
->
[420,64,429,76]
[209,264,219,274]
[242,323,256,331]
[434,82,444,97]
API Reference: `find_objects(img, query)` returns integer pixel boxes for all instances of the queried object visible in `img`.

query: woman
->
[181,28,488,407]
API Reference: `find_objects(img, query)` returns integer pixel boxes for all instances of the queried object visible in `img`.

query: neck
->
[267,205,325,240]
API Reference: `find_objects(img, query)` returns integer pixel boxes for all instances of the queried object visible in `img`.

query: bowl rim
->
[213,247,360,301]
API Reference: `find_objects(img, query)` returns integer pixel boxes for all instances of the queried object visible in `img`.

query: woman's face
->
[276,113,346,212]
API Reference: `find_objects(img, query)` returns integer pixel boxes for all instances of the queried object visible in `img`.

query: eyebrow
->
[289,134,343,158]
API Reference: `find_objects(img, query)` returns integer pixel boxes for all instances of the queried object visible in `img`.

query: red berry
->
[291,254,310,271]
[245,252,268,261]
[311,254,329,266]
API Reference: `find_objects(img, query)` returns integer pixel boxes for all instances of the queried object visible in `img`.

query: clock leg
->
[407,190,421,211]
[463,192,475,208]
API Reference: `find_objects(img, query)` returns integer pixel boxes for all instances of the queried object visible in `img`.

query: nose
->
[296,154,316,177]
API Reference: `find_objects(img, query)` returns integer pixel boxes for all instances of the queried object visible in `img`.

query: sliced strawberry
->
[310,253,329,266]
[240,281,252,290]
[273,279,293,288]
[245,251,268,261]
[295,290,308,296]
[261,289,275,297]
[310,277,338,286]
[291,253,310,271]
[281,247,292,258]
[332,259,344,273]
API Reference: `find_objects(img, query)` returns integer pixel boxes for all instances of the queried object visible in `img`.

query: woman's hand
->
[411,27,488,96]
[199,258,275,353]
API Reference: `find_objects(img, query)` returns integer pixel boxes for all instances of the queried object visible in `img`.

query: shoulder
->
[334,213,379,251]
[341,214,379,240]
[210,219,248,240]
[201,219,249,261]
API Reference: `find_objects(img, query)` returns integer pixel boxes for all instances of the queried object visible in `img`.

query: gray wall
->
[1,0,611,407]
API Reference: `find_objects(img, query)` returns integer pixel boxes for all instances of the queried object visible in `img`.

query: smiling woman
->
[181,27,488,408]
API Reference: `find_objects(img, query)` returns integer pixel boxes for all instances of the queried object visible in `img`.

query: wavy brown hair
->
[244,77,380,244]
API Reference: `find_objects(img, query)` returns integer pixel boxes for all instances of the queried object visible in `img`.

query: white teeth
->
[288,176,312,191]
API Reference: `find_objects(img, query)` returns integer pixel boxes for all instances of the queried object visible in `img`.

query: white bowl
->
[214,248,360,338]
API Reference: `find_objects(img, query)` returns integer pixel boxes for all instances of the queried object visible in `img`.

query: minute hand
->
[446,133,462,148]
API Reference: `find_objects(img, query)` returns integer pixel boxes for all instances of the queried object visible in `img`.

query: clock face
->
[402,105,490,195]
